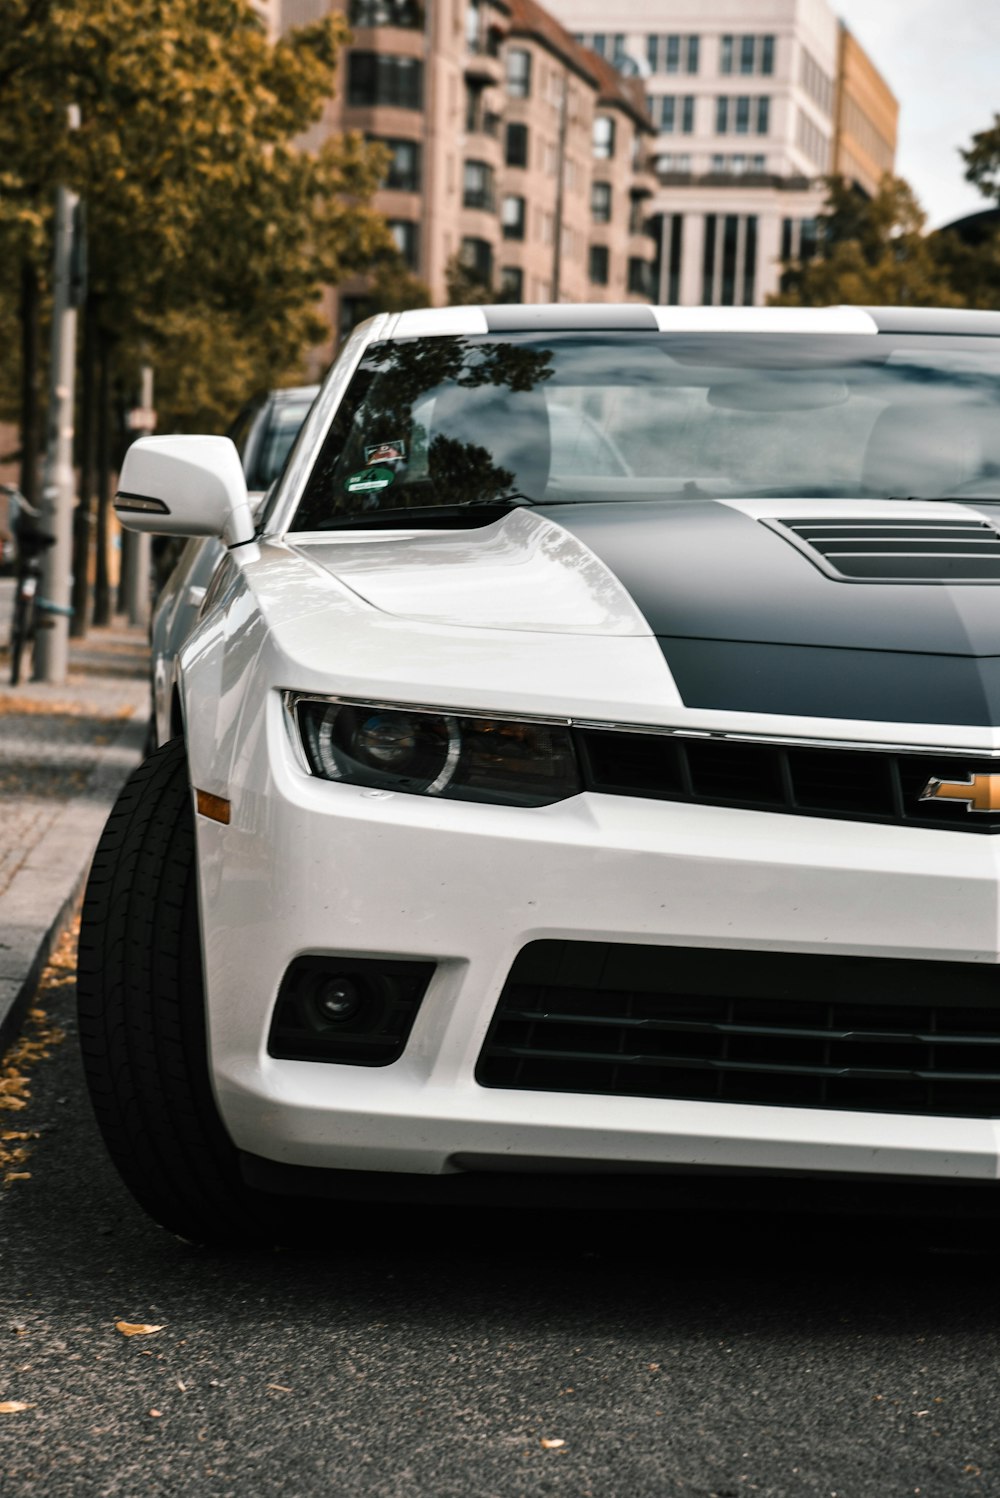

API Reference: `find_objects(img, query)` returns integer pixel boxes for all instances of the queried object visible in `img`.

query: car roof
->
[379,304,1000,340]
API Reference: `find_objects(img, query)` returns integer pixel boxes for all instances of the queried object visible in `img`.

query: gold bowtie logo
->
[920,774,1000,813]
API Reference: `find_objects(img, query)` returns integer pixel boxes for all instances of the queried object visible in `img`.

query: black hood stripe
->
[538,500,1000,726]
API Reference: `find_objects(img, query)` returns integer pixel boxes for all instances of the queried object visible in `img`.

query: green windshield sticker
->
[344,465,395,494]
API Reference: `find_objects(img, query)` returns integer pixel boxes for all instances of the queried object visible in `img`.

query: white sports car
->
[79,303,1000,1241]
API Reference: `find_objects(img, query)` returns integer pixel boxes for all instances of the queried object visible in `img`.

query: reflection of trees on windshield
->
[427,437,514,505]
[295,338,554,527]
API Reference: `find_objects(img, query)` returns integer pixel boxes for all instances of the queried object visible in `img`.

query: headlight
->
[292,698,581,807]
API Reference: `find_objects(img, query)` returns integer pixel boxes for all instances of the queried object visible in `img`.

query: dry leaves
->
[115,1322,165,1338]
[0,1402,34,1414]
[0,920,73,1182]
[540,1438,566,1450]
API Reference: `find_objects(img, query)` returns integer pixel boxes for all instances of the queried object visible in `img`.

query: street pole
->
[125,363,154,628]
[551,68,569,302]
[34,106,81,683]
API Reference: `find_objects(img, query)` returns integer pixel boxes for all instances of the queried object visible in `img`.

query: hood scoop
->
[764,516,1000,584]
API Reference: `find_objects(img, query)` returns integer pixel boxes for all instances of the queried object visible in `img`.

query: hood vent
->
[765,517,1000,583]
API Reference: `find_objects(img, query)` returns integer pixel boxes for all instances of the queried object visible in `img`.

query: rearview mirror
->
[114,436,255,546]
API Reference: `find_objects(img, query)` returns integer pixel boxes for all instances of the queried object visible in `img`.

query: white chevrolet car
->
[79,303,1000,1242]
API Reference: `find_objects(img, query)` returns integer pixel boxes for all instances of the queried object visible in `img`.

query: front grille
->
[576,729,1000,833]
[476,941,1000,1117]
[769,517,1000,583]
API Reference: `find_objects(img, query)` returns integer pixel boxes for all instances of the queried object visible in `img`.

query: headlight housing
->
[291,697,581,807]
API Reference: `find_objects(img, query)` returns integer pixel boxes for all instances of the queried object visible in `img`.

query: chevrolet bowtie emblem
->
[920,774,1000,813]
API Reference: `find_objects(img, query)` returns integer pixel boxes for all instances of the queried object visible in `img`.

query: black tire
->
[77,737,273,1245]
[9,581,34,686]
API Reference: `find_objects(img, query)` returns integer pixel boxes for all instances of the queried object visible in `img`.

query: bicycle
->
[9,526,56,686]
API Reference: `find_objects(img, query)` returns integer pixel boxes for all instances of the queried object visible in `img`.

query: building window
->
[800,49,834,117]
[347,52,423,109]
[506,47,531,98]
[657,152,691,174]
[348,0,423,26]
[593,115,615,158]
[716,96,770,135]
[589,245,610,285]
[505,121,528,167]
[743,215,757,304]
[648,35,699,74]
[628,258,653,297]
[629,197,647,234]
[500,266,523,301]
[655,95,695,133]
[702,213,757,306]
[502,194,526,240]
[389,220,418,269]
[720,35,776,77]
[373,137,421,191]
[463,159,495,211]
[796,108,830,169]
[591,181,612,223]
[460,237,493,285]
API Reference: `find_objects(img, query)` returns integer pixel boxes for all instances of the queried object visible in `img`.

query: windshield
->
[290,332,1000,529]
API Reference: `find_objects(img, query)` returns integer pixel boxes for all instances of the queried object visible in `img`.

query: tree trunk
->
[70,292,98,636]
[19,258,40,506]
[93,330,112,627]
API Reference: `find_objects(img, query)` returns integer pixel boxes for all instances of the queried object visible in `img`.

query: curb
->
[0,710,149,1054]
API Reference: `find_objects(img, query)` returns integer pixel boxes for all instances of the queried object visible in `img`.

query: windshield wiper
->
[314,496,537,531]
[888,495,1000,503]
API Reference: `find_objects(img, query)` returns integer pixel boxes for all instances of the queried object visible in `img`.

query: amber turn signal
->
[195,789,231,824]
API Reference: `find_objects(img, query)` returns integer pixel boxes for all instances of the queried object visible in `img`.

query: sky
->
[833,0,1000,228]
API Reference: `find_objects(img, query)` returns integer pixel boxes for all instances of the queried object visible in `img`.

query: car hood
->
[291,497,1000,727]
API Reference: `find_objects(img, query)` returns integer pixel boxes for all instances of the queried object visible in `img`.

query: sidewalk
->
[0,622,150,1050]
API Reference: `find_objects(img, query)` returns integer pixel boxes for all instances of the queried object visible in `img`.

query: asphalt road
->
[3,967,1000,1497]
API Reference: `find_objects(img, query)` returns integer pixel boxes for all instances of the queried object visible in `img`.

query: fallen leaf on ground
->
[0,1402,34,1413]
[115,1322,164,1337]
[540,1438,566,1449]
[149,1409,162,1418]
[267,1384,292,1393]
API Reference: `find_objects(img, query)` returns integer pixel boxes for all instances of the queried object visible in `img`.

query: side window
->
[226,401,261,467]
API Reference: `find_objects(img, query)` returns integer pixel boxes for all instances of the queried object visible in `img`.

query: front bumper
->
[195,700,1000,1188]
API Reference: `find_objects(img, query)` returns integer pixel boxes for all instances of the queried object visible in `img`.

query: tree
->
[770,175,963,309]
[961,114,1000,203]
[0,0,418,626]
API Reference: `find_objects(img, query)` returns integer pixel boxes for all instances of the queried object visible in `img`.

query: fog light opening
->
[313,976,365,1026]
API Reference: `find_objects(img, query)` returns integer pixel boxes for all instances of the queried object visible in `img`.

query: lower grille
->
[476,941,1000,1117]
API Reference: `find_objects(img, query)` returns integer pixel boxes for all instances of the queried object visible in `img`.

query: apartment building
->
[548,0,898,305]
[280,0,658,337]
[497,0,658,305]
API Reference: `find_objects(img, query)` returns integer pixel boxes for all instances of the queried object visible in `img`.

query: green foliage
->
[961,114,1000,204]
[770,175,963,309]
[445,254,497,306]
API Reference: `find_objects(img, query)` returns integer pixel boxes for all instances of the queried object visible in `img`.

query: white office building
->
[545,0,897,305]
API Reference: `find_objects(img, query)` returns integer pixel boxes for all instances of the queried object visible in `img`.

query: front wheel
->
[9,577,35,686]
[77,738,273,1244]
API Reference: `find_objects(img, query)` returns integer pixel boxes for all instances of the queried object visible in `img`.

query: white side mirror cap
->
[115,435,255,547]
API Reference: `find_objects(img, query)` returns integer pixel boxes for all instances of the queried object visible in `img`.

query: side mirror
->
[114,436,255,547]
